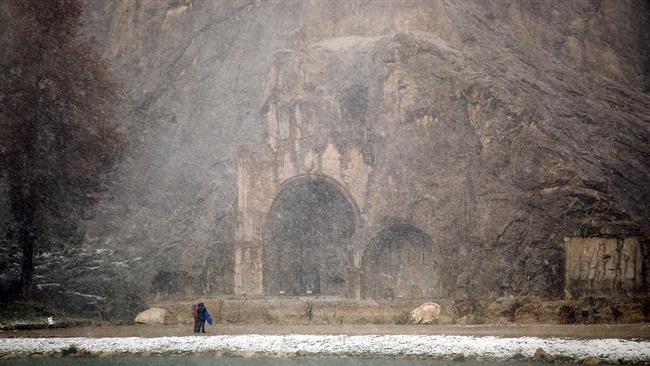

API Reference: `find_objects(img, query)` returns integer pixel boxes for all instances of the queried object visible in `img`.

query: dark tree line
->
[0,0,123,299]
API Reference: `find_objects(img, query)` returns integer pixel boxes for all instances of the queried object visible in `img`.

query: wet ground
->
[2,323,649,339]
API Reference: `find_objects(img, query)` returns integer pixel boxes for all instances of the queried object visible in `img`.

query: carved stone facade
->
[231,32,648,300]
[235,139,373,297]
[565,235,644,298]
[234,37,449,299]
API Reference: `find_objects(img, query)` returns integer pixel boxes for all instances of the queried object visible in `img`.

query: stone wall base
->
[153,295,650,325]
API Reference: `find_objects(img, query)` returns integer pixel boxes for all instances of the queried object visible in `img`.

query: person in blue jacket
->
[193,302,212,333]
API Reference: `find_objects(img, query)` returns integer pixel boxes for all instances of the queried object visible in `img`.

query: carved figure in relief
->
[578,245,593,281]
[587,244,599,282]
[604,242,618,280]
[596,242,608,281]
[621,241,636,280]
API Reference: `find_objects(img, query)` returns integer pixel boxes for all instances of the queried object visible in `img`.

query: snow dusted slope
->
[1,335,649,362]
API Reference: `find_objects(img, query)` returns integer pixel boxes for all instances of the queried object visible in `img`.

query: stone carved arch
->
[271,174,362,225]
[361,224,440,300]
[262,174,359,296]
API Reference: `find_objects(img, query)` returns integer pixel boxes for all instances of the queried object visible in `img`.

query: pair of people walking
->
[192,302,212,333]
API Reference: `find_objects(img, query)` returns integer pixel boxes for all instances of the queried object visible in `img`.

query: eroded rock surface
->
[2,0,647,307]
[84,0,649,300]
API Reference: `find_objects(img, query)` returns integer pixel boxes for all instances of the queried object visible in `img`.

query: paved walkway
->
[2,323,649,339]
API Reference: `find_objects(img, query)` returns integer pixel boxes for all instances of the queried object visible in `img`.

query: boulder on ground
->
[134,308,167,325]
[410,302,441,324]
[534,348,555,363]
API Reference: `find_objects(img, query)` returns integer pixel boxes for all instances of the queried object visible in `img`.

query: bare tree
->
[0,0,124,299]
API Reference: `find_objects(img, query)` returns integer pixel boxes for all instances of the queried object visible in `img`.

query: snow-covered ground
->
[1,335,649,362]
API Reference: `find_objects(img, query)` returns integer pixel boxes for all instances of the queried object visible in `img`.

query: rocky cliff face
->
[34,0,649,302]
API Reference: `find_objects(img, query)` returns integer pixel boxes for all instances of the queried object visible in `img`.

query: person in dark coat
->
[192,303,199,333]
[193,302,212,333]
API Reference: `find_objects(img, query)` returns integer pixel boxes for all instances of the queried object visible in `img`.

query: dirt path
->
[2,323,649,339]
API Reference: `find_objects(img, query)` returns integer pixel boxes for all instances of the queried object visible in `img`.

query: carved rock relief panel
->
[565,236,643,297]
